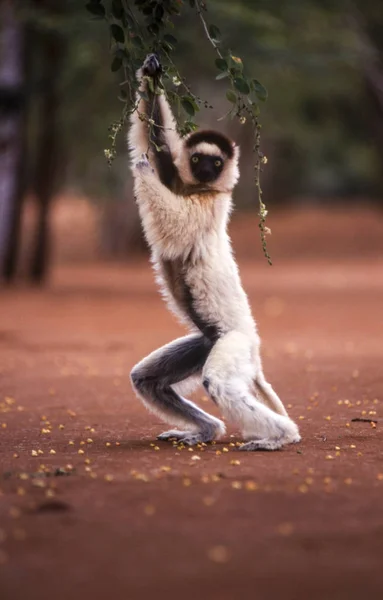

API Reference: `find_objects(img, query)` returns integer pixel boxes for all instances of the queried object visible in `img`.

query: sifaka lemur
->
[128,54,300,450]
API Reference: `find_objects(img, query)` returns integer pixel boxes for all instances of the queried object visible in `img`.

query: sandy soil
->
[1,210,383,600]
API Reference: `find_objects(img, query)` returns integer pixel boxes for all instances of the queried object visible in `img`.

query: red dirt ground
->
[1,209,383,600]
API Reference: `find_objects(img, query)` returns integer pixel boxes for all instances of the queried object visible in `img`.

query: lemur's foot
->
[142,53,162,77]
[136,154,153,173]
[238,433,301,452]
[157,429,217,445]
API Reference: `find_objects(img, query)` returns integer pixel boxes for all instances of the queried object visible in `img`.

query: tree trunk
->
[0,0,27,282]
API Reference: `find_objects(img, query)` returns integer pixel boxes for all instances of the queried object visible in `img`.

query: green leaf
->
[112,0,123,19]
[215,58,228,71]
[111,56,122,72]
[208,24,221,42]
[253,79,268,102]
[86,3,105,17]
[233,77,250,95]
[164,34,178,46]
[226,89,237,104]
[216,71,229,80]
[181,97,196,117]
[138,90,149,101]
[110,24,125,43]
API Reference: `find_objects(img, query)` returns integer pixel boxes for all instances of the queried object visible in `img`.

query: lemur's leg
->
[202,331,300,451]
[130,333,225,445]
[254,373,288,417]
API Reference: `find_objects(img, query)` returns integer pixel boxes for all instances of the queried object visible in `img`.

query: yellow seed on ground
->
[58,424,65,430]
[144,504,156,516]
[160,465,171,472]
[45,489,55,498]
[324,416,331,421]
[13,453,19,459]
[115,442,120,446]
[207,545,230,564]
[104,474,114,482]
[222,447,229,453]
[85,466,92,473]
[377,473,383,481]
[79,441,85,446]
[49,449,56,455]
[84,458,91,464]
[78,449,84,455]
[245,481,258,491]
[337,400,343,405]
[19,473,28,480]
[154,446,160,451]
[277,522,294,536]
[187,447,193,452]
[298,416,305,420]
[215,450,222,456]
[230,460,241,466]
[231,481,242,490]
[345,422,350,427]
[38,449,44,455]
[211,474,221,482]
[191,455,201,461]
[298,484,309,493]
[335,446,341,450]
[87,438,93,444]
[68,441,74,446]
[344,478,352,485]
[305,477,314,485]
[183,478,192,487]
[350,444,356,449]
[326,455,334,460]
[323,477,332,484]
[66,464,74,470]
[41,428,50,434]
[31,450,38,457]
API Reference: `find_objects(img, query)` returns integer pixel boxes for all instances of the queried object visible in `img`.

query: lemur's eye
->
[192,156,199,163]
[215,160,222,167]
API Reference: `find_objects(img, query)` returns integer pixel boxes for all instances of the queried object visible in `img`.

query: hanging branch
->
[86,0,272,264]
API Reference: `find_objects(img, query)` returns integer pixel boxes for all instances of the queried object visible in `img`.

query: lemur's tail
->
[254,376,288,417]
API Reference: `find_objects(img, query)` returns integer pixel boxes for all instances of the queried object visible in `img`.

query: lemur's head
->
[174,130,240,192]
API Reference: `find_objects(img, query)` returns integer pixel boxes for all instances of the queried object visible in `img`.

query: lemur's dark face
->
[190,153,224,183]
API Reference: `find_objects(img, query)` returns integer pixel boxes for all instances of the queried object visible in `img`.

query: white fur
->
[128,67,300,450]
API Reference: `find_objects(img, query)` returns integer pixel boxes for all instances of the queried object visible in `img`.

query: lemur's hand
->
[136,153,154,174]
[142,53,162,78]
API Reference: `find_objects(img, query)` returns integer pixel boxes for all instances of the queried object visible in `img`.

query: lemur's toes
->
[142,53,161,77]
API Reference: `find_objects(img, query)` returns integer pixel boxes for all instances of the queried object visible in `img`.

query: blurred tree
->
[0,0,28,282]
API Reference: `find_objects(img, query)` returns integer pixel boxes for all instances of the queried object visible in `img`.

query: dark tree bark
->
[0,0,28,282]
[29,23,62,283]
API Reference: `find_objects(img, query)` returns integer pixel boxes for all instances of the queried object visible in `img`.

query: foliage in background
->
[18,1,383,204]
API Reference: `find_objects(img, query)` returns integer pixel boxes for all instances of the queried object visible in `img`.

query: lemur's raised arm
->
[129,54,182,191]
[128,54,300,451]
